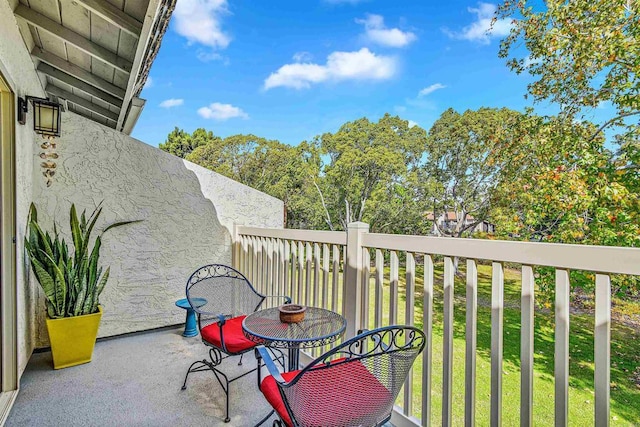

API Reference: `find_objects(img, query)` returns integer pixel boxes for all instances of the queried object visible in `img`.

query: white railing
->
[233,222,640,427]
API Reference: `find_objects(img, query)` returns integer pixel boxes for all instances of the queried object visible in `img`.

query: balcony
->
[2,0,638,423]
[232,224,640,426]
[5,223,640,426]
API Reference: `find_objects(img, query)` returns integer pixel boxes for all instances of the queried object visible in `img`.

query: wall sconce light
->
[17,96,62,137]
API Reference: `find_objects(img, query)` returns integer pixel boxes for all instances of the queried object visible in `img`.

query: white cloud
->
[356,14,417,48]
[408,120,418,128]
[293,51,313,63]
[197,50,223,62]
[197,102,248,120]
[444,2,513,44]
[418,83,446,97]
[143,76,153,89]
[159,98,184,108]
[174,0,231,49]
[264,48,397,90]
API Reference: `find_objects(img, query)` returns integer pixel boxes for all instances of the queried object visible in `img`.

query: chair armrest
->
[263,295,292,304]
[257,346,286,385]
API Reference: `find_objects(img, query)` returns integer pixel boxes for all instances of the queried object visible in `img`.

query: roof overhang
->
[12,0,175,134]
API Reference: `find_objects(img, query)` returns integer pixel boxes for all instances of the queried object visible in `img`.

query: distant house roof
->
[426,212,475,221]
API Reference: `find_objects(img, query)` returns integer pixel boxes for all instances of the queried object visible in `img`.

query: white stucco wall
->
[31,112,284,346]
[2,0,283,366]
[0,0,45,376]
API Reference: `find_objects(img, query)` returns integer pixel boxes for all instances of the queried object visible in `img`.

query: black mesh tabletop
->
[242,306,346,349]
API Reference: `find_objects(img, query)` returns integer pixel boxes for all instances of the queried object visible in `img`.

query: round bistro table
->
[242,306,346,371]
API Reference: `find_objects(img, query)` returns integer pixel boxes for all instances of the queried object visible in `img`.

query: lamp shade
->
[32,98,61,137]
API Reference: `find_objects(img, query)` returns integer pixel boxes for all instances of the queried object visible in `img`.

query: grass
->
[358,262,640,426]
[271,258,640,426]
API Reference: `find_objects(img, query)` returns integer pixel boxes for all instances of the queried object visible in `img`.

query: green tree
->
[421,107,522,238]
[314,114,426,232]
[187,135,324,229]
[490,114,639,300]
[495,0,640,300]
[159,127,220,158]
[496,0,640,138]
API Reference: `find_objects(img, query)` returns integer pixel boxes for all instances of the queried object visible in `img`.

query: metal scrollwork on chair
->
[180,264,289,423]
[257,325,426,427]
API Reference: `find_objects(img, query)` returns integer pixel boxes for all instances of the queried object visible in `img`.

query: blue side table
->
[175,298,207,337]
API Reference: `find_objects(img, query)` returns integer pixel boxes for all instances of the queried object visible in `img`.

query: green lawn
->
[356,263,640,426]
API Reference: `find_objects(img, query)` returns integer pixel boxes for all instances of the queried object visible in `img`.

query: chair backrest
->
[185,264,264,324]
[280,325,425,427]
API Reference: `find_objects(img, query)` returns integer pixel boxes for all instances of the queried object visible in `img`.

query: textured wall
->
[0,0,46,376]
[32,112,283,346]
[183,160,284,232]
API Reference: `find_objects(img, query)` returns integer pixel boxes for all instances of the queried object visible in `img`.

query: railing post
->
[232,223,240,270]
[344,221,369,339]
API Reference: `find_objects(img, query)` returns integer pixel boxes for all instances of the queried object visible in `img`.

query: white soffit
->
[13,0,175,134]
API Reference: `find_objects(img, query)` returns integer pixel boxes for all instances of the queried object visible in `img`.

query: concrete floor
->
[6,327,277,427]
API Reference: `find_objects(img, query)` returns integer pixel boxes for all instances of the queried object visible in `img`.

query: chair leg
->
[238,353,244,366]
[181,360,210,390]
[255,350,262,388]
[181,348,234,423]
[254,409,275,427]
[211,368,231,423]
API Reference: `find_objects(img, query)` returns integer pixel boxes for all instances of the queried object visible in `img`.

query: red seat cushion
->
[260,358,393,427]
[200,315,256,354]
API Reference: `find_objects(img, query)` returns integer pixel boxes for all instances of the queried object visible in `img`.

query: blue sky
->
[131,0,605,147]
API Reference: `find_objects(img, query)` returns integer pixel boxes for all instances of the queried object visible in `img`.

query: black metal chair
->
[181,264,289,423]
[257,325,426,427]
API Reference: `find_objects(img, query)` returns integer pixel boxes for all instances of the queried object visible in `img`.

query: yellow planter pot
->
[45,306,103,369]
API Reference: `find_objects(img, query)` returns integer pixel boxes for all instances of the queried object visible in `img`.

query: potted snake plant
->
[24,202,139,369]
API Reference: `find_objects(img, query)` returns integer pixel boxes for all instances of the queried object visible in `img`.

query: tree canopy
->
[313,114,426,231]
[496,0,640,138]
[421,107,522,237]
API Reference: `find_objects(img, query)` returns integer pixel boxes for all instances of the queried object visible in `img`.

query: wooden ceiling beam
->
[32,47,126,100]
[73,0,143,38]
[15,5,133,73]
[46,84,119,122]
[38,62,122,108]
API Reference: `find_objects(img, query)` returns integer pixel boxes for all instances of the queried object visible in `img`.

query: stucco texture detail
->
[0,0,47,376]
[183,160,284,232]
[32,112,283,346]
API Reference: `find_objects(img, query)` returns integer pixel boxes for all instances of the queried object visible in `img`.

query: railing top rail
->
[237,226,347,246]
[362,233,640,275]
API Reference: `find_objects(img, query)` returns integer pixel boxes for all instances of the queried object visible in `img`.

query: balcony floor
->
[7,327,277,426]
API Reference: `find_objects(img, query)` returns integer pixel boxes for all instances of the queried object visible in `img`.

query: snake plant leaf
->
[52,253,68,316]
[73,275,86,316]
[25,202,139,318]
[84,265,102,314]
[70,205,83,266]
[30,221,54,260]
[80,210,87,232]
[29,203,38,223]
[39,248,67,316]
[92,267,110,313]
[103,219,143,234]
[88,236,101,291]
[45,300,56,319]
[27,256,61,317]
[83,207,102,251]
